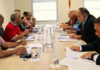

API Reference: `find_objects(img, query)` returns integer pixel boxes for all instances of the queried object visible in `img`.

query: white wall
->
[14,0,84,25]
[0,0,14,29]
[14,0,32,16]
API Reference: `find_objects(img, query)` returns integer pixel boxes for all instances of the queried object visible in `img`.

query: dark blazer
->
[82,39,100,65]
[77,15,98,43]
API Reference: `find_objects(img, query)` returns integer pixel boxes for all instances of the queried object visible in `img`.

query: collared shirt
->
[65,19,71,25]
[22,17,31,28]
[73,20,81,31]
[4,21,22,42]
[28,20,33,31]
[0,36,5,50]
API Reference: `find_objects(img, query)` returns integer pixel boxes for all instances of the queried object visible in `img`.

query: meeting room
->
[0,0,100,70]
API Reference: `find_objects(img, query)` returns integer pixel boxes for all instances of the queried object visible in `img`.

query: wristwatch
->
[18,41,23,44]
[91,53,97,61]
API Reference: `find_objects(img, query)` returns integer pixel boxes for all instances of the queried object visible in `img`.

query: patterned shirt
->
[22,17,31,28]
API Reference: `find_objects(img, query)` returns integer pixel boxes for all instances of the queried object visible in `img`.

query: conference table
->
[0,27,87,70]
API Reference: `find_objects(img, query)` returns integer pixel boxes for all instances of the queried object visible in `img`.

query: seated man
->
[21,12,36,32]
[25,12,36,31]
[4,12,29,42]
[67,7,98,43]
[70,17,100,65]
[14,9,29,32]
[21,11,27,20]
[0,42,27,58]
[66,20,82,34]
[61,13,78,29]
[0,14,26,50]
[60,10,76,31]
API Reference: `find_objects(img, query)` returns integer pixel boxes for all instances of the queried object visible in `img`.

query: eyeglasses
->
[95,30,100,33]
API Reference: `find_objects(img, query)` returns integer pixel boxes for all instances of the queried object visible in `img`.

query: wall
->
[14,0,32,16]
[14,0,84,25]
[0,0,14,29]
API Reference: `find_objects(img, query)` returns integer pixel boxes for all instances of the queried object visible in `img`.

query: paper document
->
[58,36,71,39]
[60,47,100,70]
[65,47,86,59]
[60,57,92,70]
[59,39,77,42]
[28,44,42,48]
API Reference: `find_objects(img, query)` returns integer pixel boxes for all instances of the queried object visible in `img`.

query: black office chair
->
[19,22,26,32]
[0,28,7,50]
[0,28,4,39]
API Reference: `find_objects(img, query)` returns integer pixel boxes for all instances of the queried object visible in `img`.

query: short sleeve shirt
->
[4,21,22,42]
[22,17,31,28]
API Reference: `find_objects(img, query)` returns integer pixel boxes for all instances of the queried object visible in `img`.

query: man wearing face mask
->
[67,7,98,43]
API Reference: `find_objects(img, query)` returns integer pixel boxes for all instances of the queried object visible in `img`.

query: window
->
[32,0,58,21]
[84,0,100,18]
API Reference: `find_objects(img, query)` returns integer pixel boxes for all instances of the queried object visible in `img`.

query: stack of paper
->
[60,47,91,70]
[60,57,92,70]
[59,39,77,42]
[28,44,42,49]
[60,47,100,70]
[65,47,86,59]
[58,36,71,39]
[58,36,77,42]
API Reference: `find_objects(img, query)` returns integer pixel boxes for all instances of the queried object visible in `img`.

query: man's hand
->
[81,52,92,59]
[15,47,27,55]
[67,30,77,34]
[60,24,63,28]
[60,23,66,28]
[61,23,65,25]
[69,35,77,39]
[70,46,80,51]
[32,18,36,22]
[19,39,27,45]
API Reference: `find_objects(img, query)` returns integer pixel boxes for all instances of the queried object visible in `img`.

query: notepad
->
[60,57,92,70]
[59,39,77,42]
[65,47,87,59]
[28,44,42,49]
[58,36,71,39]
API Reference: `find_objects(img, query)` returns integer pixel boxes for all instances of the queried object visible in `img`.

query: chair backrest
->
[0,28,4,39]
[19,22,26,32]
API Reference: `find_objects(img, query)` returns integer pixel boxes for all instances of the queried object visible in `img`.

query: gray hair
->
[0,14,4,20]
[78,7,90,15]
[10,12,19,21]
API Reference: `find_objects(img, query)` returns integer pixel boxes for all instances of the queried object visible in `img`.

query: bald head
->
[77,9,88,23]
